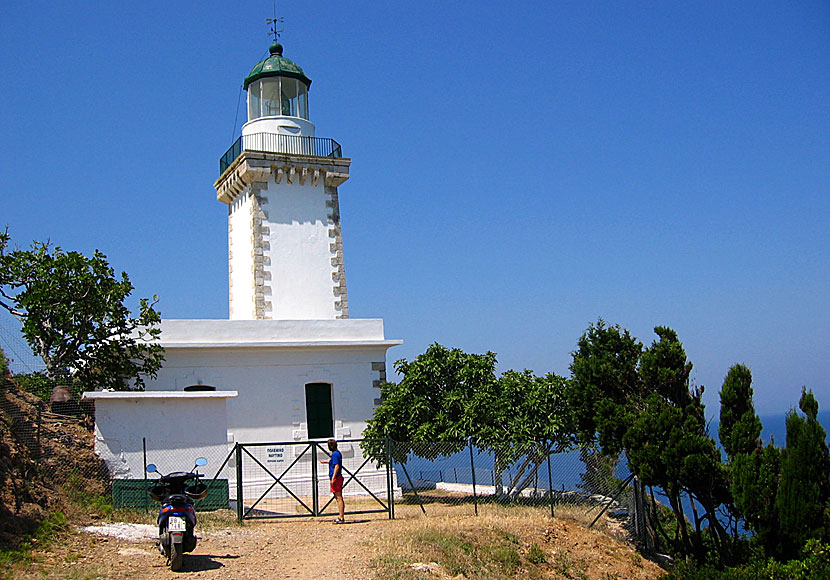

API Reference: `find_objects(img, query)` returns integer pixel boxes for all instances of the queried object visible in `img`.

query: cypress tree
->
[718,364,777,552]
[719,364,762,459]
[775,388,830,559]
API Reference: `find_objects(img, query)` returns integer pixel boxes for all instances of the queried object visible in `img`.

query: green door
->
[305,383,334,439]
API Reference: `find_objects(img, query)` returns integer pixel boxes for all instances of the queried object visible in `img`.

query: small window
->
[248,81,261,120]
[298,86,309,119]
[261,78,281,117]
[281,77,298,116]
[305,383,333,439]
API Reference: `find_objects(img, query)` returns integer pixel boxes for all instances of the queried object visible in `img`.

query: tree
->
[570,323,731,563]
[717,365,780,553]
[718,364,762,459]
[362,343,571,497]
[471,368,571,496]
[775,388,830,560]
[730,443,781,556]
[567,320,642,506]
[0,231,164,395]
[624,327,730,561]
[567,319,642,454]
[363,343,498,454]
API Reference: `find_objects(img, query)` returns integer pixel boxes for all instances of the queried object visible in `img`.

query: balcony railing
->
[219,133,343,174]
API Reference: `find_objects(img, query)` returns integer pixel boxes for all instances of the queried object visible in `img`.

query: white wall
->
[134,319,401,502]
[261,178,338,319]
[229,192,255,319]
[242,116,315,139]
[228,177,340,320]
[145,320,400,445]
[158,318,389,344]
[83,392,235,479]
[145,344,389,444]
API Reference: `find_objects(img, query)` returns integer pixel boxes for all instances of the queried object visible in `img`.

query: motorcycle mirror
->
[195,457,207,467]
[146,464,158,473]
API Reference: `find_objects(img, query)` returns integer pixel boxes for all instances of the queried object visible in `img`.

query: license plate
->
[168,516,186,532]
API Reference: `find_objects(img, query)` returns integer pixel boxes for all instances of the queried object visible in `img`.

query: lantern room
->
[242,41,315,138]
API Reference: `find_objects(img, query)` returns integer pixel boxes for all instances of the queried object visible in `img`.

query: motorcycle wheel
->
[170,541,183,571]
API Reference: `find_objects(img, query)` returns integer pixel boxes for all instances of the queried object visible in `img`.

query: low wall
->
[82,391,237,479]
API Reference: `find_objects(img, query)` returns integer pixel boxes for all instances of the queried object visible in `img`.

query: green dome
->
[243,42,311,90]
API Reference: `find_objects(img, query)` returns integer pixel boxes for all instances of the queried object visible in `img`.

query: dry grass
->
[366,503,665,580]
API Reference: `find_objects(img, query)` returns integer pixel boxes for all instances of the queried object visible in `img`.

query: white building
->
[85,39,401,487]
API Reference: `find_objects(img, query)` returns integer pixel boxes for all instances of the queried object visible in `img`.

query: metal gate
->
[232,438,395,520]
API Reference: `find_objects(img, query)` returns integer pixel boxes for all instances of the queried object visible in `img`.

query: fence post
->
[36,402,43,466]
[589,473,635,528]
[632,476,641,542]
[385,438,395,520]
[143,437,149,512]
[469,438,478,516]
[633,476,653,552]
[546,443,555,518]
[235,444,244,521]
[398,461,426,515]
[311,442,319,517]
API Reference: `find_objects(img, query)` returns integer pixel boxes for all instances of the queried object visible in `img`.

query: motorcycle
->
[145,457,208,571]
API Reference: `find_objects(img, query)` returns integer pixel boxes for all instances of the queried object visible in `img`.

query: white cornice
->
[215,152,351,204]
[160,340,403,349]
[82,391,239,400]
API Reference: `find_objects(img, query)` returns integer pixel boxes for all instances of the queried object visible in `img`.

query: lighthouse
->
[85,35,401,510]
[121,38,401,447]
[216,40,351,321]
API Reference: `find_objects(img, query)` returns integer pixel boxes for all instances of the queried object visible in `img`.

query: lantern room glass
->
[247,78,309,121]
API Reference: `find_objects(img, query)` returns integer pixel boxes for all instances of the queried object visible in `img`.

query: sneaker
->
[333,518,345,524]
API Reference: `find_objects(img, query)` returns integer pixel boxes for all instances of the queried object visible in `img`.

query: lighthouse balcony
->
[220,133,342,174]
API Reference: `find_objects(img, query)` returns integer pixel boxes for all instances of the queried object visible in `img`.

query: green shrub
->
[0,347,8,379]
[0,511,68,569]
[664,540,830,580]
[62,470,113,517]
[12,371,52,401]
[527,543,546,564]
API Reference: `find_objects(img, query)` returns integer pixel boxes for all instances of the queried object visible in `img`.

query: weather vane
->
[267,2,284,43]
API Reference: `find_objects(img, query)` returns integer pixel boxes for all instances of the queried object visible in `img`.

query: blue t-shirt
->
[329,450,342,479]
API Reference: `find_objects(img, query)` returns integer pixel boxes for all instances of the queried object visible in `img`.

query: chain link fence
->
[1,317,234,515]
[0,373,112,510]
[0,376,235,514]
[3,382,653,542]
[2,379,654,546]
[100,437,235,511]
[388,440,626,509]
[2,315,654,546]
[386,440,652,549]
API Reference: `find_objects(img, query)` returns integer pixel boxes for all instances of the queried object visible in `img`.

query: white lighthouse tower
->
[216,40,351,320]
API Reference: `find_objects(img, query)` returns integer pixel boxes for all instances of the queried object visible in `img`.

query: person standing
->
[321,438,345,523]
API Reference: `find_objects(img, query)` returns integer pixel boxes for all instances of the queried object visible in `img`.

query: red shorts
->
[330,476,344,494]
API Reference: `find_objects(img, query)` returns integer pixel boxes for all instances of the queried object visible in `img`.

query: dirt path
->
[15,505,666,580]
[24,514,388,580]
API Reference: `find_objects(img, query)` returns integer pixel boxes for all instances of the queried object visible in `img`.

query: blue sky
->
[1,1,827,416]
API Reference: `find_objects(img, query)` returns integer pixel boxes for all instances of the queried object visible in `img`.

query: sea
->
[397,411,830,506]
[749,410,830,448]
